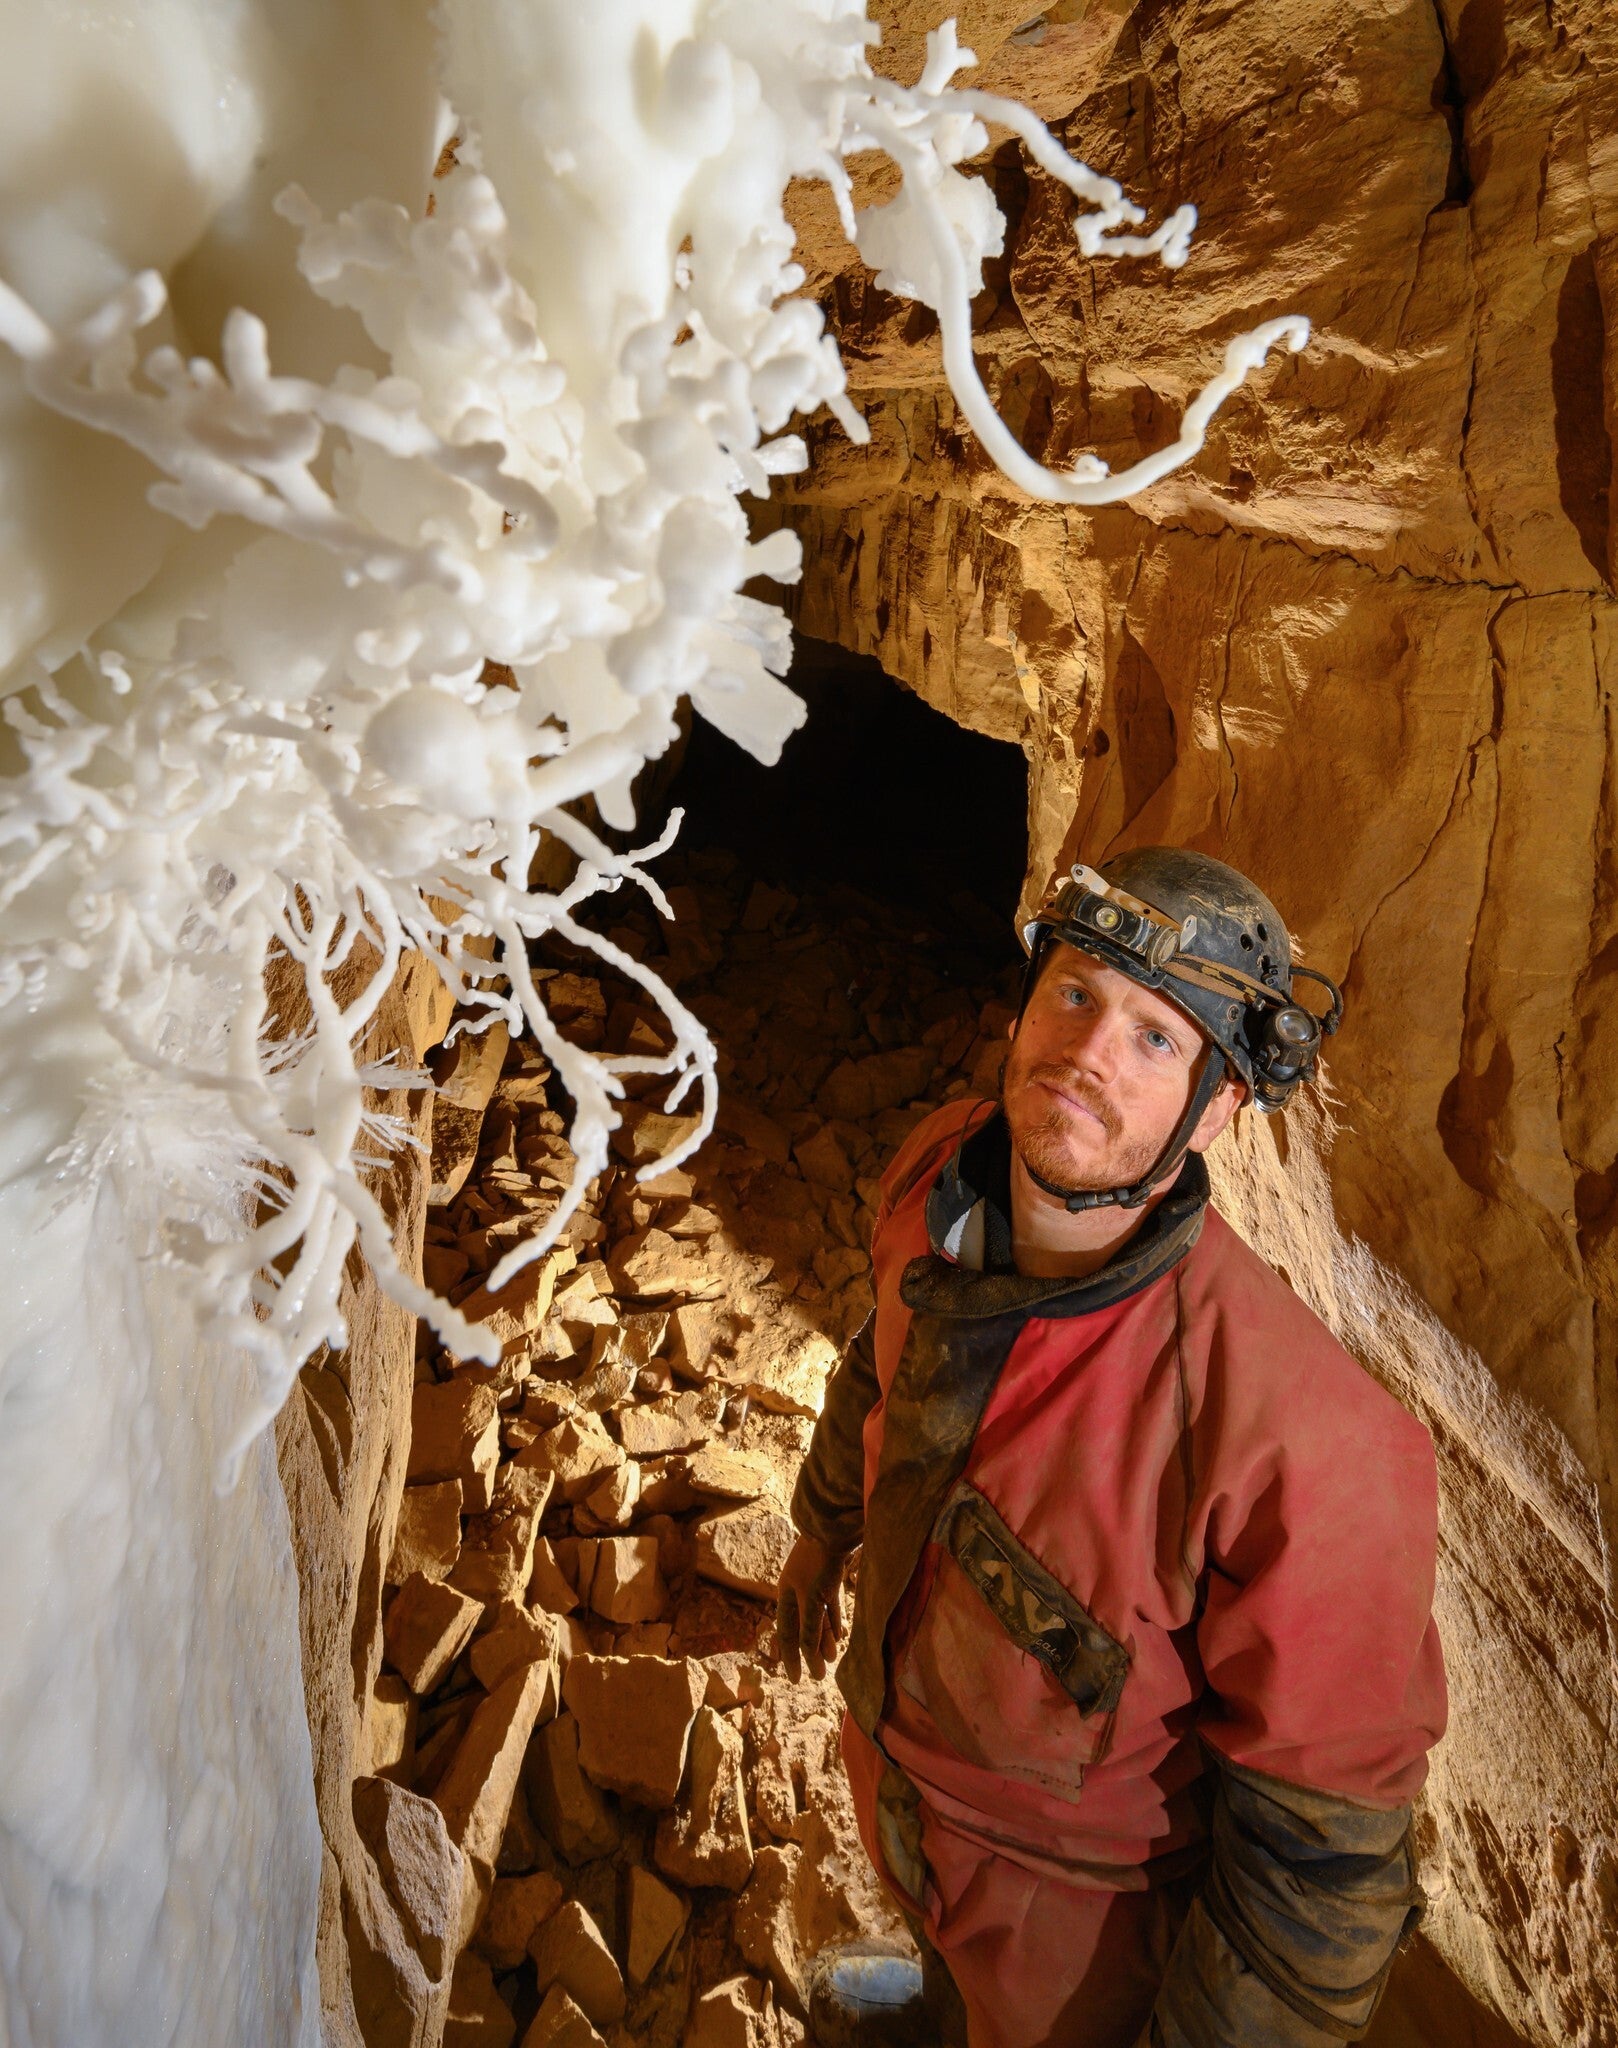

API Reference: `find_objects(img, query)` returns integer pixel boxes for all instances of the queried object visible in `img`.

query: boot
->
[806,1940,929,2048]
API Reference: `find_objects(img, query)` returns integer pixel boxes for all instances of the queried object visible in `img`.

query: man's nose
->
[1065,1004,1127,1080]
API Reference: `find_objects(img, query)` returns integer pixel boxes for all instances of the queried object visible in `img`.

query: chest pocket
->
[934,1481,1131,1718]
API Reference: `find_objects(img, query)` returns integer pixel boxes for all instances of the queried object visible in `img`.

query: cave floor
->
[394,840,1018,2045]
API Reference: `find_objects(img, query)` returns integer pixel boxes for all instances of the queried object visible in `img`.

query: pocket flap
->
[934,1482,1131,1717]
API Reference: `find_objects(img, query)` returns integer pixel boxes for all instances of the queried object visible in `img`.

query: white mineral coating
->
[0,4,1309,2044]
[0,1111,322,2048]
[0,2,1308,1413]
[0,6,434,2045]
[0,0,440,678]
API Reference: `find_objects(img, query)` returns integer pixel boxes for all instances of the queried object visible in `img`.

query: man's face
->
[1002,945,1233,1192]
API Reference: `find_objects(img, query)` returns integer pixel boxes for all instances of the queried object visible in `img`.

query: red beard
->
[1002,1055,1165,1192]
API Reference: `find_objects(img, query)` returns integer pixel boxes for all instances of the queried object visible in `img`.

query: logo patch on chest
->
[934,1482,1132,1718]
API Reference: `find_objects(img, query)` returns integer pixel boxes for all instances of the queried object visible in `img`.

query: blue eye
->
[1144,1029,1174,1053]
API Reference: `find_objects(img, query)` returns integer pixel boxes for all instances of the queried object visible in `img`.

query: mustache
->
[1014,1061,1123,1140]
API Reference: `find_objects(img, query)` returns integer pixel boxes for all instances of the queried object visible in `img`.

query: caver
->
[778,847,1447,2048]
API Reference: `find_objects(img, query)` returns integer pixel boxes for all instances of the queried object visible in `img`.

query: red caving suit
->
[791,1099,1447,2048]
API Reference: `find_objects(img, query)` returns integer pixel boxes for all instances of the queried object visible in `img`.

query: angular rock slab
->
[384,1574,483,1695]
[529,1899,627,2029]
[654,1705,755,1892]
[563,1653,706,1808]
[524,1712,621,1865]
[352,1774,465,1989]
[624,1864,691,1988]
[475,1869,565,1973]
[409,1377,502,1510]
[443,1946,517,2048]
[388,1479,464,1585]
[433,1659,556,1898]
[521,1986,607,2048]
[682,1975,781,2048]
[693,1501,796,1600]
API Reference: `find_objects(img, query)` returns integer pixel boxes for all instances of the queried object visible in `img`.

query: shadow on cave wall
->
[1366,1936,1532,2048]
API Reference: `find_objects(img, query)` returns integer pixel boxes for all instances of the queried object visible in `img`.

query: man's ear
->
[1188,1074,1246,1154]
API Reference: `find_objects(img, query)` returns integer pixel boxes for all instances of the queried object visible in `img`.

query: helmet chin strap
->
[1021,1048,1228,1213]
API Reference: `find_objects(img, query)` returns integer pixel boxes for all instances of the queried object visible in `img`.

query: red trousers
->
[845,1718,1194,2048]
[926,1834,1193,2048]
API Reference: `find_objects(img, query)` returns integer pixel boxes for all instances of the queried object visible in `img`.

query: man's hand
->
[776,1532,848,1683]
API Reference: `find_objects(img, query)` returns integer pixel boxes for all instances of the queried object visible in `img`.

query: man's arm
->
[1144,1755,1422,2046]
[1146,1357,1446,2045]
[777,1315,880,1680]
[792,1313,878,1552]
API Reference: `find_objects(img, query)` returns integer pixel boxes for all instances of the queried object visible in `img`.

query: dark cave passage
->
[663,634,1029,977]
[398,641,1038,2045]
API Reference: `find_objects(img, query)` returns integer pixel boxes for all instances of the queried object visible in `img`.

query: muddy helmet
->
[1017,846,1343,1210]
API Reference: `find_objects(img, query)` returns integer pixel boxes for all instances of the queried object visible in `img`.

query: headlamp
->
[1250,1003,1320,1105]
[1044,865,1184,973]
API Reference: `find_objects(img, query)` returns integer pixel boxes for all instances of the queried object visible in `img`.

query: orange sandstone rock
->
[408,1377,502,1511]
[388,1478,463,1584]
[433,1660,556,1883]
[528,1899,627,2029]
[475,1869,565,1973]
[562,1653,706,1808]
[653,1705,755,1892]
[383,1574,482,1695]
[692,1502,796,1600]
[443,1946,517,2048]
[624,1864,690,1987]
[682,1975,780,2048]
[524,1713,620,1866]
[520,1986,606,2048]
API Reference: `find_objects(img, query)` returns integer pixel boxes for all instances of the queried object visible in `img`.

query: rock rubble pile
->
[360,846,1020,2048]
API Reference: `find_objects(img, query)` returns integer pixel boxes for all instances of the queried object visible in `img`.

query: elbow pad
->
[1149,1754,1423,2046]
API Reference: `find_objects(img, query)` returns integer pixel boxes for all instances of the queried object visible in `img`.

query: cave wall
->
[274,950,456,2048]
[764,1,1618,2041]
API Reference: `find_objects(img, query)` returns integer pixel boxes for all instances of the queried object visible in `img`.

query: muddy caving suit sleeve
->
[791,1315,878,1554]
[1142,1757,1422,2047]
